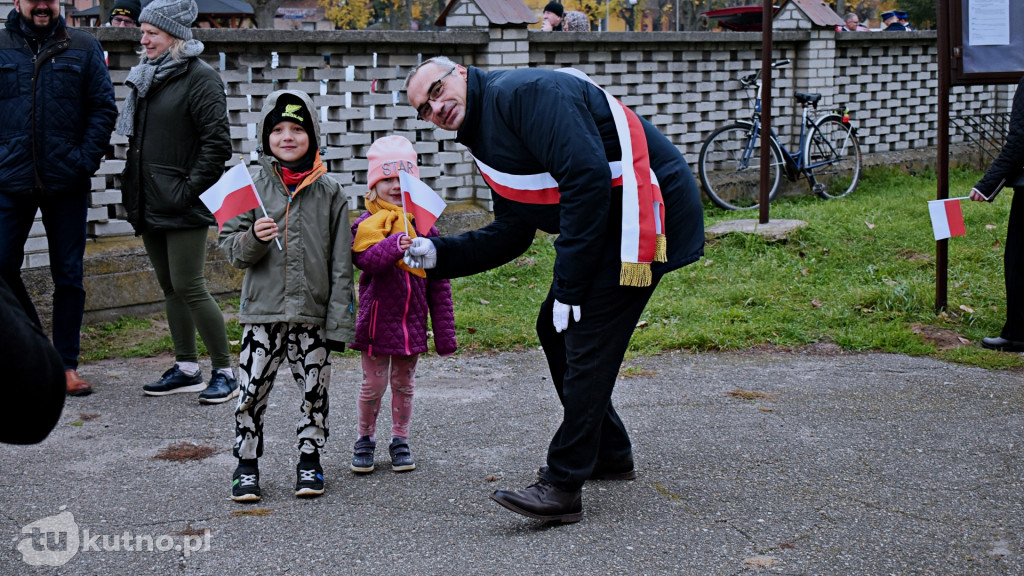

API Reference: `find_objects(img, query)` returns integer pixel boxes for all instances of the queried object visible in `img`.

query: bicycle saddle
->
[795,92,822,106]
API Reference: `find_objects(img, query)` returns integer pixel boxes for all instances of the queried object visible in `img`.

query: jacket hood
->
[257,89,322,159]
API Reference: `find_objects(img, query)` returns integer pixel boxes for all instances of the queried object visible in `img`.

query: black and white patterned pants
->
[233,322,331,460]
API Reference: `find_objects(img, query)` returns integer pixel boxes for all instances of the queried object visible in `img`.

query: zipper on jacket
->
[402,271,412,355]
[367,300,378,356]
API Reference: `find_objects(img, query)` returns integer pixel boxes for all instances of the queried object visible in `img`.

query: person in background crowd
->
[968,75,1024,353]
[881,11,906,31]
[562,10,590,32]
[541,1,563,31]
[836,12,868,32]
[116,0,238,403]
[404,56,705,524]
[0,0,118,397]
[109,0,140,27]
[895,10,913,31]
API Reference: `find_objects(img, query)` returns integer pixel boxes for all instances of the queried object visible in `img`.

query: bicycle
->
[697,59,862,211]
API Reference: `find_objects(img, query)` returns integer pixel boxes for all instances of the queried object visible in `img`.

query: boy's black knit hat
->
[544,1,563,17]
[262,95,318,166]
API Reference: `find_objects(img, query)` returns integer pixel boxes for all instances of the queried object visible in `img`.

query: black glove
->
[326,340,346,353]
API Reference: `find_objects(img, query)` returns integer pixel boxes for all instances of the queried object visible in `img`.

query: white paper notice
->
[969,0,1010,46]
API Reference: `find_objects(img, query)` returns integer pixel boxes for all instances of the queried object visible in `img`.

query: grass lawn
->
[81,165,1024,370]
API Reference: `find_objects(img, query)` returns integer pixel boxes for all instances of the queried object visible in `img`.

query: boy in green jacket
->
[218,90,355,502]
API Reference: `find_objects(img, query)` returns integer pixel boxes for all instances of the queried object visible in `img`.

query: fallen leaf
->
[743,555,779,569]
[811,299,822,308]
[800,268,809,276]
[865,220,875,229]
[986,224,996,230]
[636,320,648,328]
[704,259,713,267]
[480,299,490,305]
[959,304,974,314]
[467,327,477,334]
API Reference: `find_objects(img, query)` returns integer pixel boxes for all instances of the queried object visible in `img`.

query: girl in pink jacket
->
[349,135,456,473]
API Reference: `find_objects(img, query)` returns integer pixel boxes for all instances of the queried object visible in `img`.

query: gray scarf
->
[115,39,205,136]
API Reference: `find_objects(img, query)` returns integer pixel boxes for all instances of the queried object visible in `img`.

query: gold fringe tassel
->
[654,234,667,263]
[620,262,652,287]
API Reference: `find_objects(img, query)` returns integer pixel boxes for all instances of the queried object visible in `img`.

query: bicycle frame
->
[745,81,818,182]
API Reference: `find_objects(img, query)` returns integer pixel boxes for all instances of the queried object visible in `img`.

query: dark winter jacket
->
[121,56,231,232]
[0,11,116,195]
[428,66,704,305]
[975,76,1024,200]
[350,214,456,357]
[218,90,355,344]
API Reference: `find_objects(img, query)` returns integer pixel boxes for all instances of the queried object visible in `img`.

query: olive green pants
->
[142,227,231,370]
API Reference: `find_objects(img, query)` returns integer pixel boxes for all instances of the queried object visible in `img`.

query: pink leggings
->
[357,352,418,438]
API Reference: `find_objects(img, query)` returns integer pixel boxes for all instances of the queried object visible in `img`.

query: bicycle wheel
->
[804,115,861,199]
[698,122,782,210]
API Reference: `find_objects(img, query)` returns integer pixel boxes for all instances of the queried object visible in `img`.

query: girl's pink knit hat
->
[367,135,419,191]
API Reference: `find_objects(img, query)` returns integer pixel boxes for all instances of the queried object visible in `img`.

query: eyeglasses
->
[111,16,136,26]
[416,67,456,121]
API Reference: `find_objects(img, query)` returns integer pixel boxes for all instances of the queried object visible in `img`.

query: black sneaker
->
[198,371,239,405]
[295,460,325,497]
[143,365,205,396]
[389,437,416,472]
[351,436,375,474]
[231,465,261,502]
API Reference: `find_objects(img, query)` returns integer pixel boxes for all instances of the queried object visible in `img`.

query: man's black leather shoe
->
[981,336,1024,352]
[537,462,637,481]
[490,480,583,523]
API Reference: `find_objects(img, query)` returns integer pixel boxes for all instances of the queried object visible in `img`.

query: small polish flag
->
[399,171,447,236]
[928,198,967,241]
[200,164,263,231]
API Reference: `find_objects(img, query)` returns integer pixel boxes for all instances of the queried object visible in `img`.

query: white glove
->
[552,299,581,333]
[403,237,437,270]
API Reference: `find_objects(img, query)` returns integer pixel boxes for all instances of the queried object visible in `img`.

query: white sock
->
[177,362,200,376]
[216,367,234,379]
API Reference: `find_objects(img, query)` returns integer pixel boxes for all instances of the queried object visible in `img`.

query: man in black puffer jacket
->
[0,0,117,397]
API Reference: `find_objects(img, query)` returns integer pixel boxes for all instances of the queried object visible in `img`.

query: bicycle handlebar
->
[738,59,793,87]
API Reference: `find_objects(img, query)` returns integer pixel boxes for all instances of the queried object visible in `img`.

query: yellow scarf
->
[352,198,425,278]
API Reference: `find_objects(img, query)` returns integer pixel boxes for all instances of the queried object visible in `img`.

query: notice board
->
[951,0,1024,85]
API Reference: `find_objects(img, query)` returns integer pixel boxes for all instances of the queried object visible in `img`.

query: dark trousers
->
[0,191,87,370]
[536,274,660,492]
[1002,187,1024,341]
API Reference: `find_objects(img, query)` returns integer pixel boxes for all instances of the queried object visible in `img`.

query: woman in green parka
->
[115,0,236,403]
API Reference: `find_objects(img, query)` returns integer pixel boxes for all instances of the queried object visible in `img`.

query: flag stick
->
[400,186,412,236]
[240,156,282,250]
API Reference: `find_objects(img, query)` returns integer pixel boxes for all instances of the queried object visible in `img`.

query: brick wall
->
[15,24,1014,272]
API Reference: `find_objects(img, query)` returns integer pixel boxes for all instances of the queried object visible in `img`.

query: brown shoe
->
[65,369,93,396]
[490,480,583,523]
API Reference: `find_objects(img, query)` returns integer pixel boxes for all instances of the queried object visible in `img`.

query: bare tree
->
[245,0,287,28]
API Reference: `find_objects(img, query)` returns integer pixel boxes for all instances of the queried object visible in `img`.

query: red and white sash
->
[470,68,667,287]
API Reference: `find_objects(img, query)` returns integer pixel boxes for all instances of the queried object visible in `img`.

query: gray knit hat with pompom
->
[139,0,198,40]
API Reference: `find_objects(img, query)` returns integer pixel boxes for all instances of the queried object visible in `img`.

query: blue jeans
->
[0,190,88,370]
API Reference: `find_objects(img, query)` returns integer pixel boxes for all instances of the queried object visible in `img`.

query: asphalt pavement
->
[2,349,1023,575]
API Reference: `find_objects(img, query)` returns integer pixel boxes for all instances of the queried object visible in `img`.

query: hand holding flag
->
[928,197,968,241]
[399,171,446,236]
[200,163,281,249]
[200,164,262,232]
